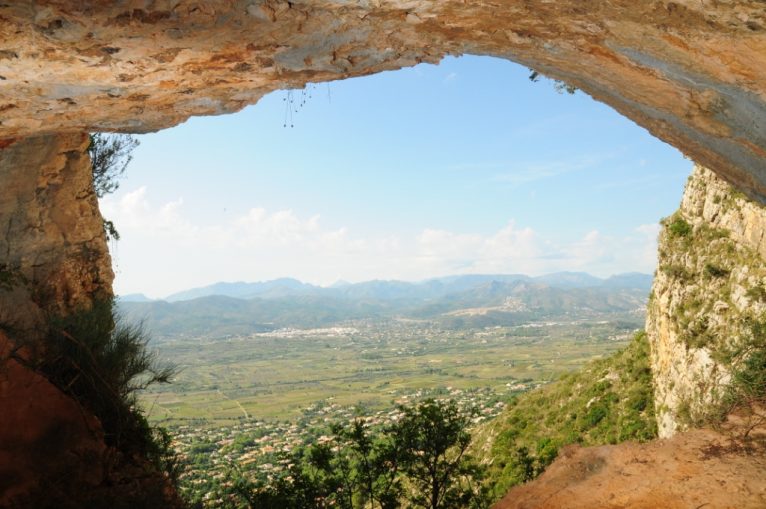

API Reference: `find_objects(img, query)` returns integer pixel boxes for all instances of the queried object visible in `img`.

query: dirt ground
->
[493,426,766,509]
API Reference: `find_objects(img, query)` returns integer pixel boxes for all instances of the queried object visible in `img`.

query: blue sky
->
[101,55,692,298]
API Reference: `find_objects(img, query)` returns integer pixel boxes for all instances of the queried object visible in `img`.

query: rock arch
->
[1,1,766,505]
[0,1,765,199]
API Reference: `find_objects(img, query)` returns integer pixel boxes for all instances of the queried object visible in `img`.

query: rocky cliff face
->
[0,133,113,344]
[648,165,766,438]
[0,134,115,507]
[1,2,765,201]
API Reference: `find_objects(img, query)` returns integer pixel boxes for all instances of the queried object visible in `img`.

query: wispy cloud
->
[102,188,660,297]
[448,152,618,187]
[595,173,665,191]
[490,153,617,186]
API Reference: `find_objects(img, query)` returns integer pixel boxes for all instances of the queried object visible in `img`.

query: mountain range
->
[122,272,653,303]
[118,273,652,339]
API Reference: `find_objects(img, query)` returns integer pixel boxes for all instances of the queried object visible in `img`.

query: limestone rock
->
[0,133,121,507]
[0,133,113,343]
[0,2,765,200]
[647,165,766,438]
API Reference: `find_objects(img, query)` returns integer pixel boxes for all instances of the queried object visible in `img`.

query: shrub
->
[704,263,730,278]
[667,217,692,238]
[714,317,766,441]
[746,284,766,302]
[39,298,179,477]
[661,264,692,281]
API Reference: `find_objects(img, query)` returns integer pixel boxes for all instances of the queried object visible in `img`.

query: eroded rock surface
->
[0,134,118,507]
[0,133,113,343]
[0,1,765,200]
[648,165,766,437]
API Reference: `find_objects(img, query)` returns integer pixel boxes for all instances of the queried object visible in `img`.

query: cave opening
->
[91,54,688,435]
[106,55,691,300]
[87,56,702,506]
[1,0,765,503]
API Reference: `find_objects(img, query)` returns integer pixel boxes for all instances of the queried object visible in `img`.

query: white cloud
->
[444,72,458,83]
[101,188,660,298]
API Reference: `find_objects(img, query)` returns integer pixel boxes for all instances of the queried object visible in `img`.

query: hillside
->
[482,165,766,508]
[474,332,657,501]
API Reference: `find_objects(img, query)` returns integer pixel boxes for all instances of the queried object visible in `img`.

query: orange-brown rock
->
[0,331,106,507]
[0,328,183,508]
[0,133,116,507]
[0,1,765,200]
[493,428,766,509]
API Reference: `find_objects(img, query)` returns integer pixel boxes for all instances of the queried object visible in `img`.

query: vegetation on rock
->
[649,166,766,439]
[38,299,181,491]
[475,331,657,502]
[88,133,139,241]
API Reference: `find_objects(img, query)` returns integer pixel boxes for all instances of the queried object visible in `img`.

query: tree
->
[88,133,139,240]
[332,419,403,509]
[89,133,139,197]
[392,399,487,509]
[217,399,486,509]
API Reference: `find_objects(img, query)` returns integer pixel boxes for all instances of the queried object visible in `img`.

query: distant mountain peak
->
[157,272,653,302]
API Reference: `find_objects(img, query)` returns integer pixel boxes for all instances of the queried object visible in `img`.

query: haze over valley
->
[121,271,650,338]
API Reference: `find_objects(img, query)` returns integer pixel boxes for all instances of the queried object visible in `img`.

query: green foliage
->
[39,299,179,478]
[528,69,577,95]
[746,284,766,303]
[660,264,692,281]
[483,331,657,502]
[217,399,486,509]
[88,133,139,241]
[103,219,121,242]
[395,400,487,509]
[704,263,730,278]
[89,133,139,199]
[666,216,692,238]
[710,315,766,440]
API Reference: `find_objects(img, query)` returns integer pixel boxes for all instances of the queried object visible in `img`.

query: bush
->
[39,298,179,477]
[704,263,730,278]
[667,216,692,238]
[715,317,766,441]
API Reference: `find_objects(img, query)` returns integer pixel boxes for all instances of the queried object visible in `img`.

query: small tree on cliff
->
[88,133,139,240]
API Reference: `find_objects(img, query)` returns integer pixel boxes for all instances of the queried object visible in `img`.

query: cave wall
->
[0,133,113,340]
[0,134,114,506]
[648,165,766,437]
[0,1,765,201]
